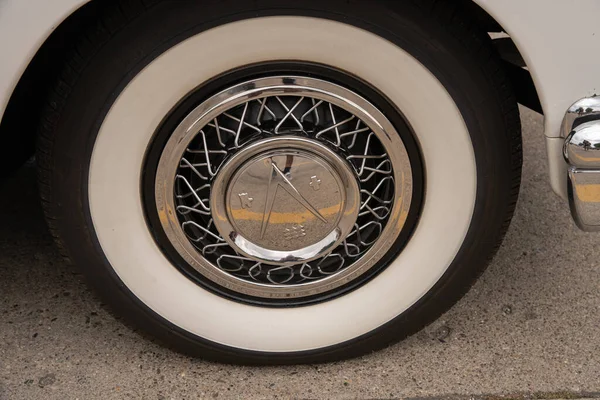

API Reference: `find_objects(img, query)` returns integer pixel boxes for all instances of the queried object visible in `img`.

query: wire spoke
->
[275,97,305,133]
[300,99,323,123]
[274,96,304,130]
[256,98,277,125]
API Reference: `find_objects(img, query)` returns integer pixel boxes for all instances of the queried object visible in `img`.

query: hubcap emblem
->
[310,176,321,191]
[259,158,327,239]
[238,193,253,209]
[228,151,343,252]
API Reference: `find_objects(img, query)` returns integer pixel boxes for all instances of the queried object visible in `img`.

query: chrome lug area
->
[563,96,600,231]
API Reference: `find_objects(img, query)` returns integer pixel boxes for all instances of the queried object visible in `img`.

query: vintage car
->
[1,0,599,364]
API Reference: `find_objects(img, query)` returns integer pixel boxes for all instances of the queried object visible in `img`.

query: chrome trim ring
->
[154,76,413,299]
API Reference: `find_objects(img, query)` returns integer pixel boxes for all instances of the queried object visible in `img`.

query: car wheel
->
[37,0,521,364]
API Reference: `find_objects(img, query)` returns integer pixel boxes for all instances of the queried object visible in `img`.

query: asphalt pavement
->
[1,108,600,399]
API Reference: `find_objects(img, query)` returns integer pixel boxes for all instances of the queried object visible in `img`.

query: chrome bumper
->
[563,97,600,231]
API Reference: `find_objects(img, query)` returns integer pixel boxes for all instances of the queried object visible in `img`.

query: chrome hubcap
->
[211,137,360,265]
[154,76,413,299]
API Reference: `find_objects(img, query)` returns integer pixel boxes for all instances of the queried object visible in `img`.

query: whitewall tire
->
[37,0,521,363]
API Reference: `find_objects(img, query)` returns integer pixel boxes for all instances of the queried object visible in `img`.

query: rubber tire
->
[37,0,521,364]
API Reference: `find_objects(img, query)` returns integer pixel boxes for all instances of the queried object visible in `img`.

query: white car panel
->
[0,0,85,116]
[474,0,600,138]
[472,0,600,199]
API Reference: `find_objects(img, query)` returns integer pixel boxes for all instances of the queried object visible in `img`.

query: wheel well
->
[0,0,103,179]
[0,0,540,177]
[457,0,542,114]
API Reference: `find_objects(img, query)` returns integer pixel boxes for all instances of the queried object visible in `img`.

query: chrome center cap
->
[211,137,360,265]
[228,152,342,251]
